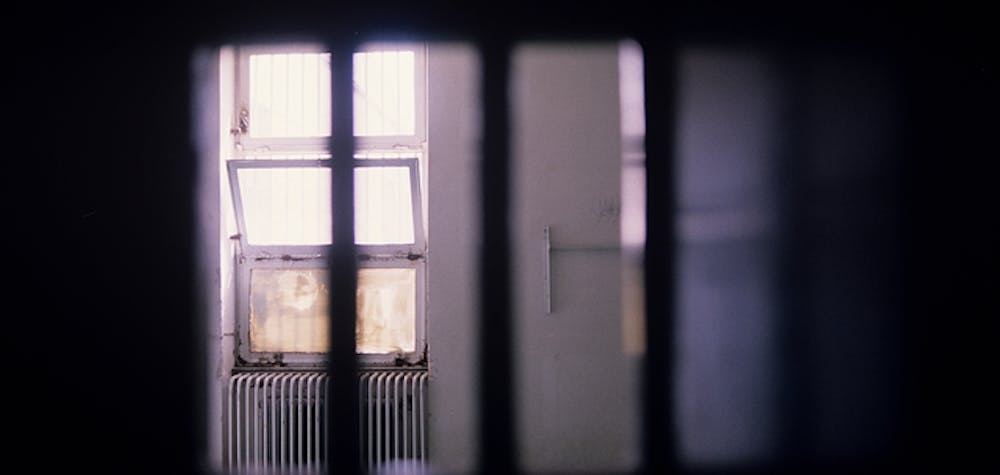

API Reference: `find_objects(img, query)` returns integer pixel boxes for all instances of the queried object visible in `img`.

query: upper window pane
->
[353,50,416,137]
[249,52,332,138]
[246,49,417,138]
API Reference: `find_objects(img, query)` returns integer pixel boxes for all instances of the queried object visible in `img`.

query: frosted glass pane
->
[357,268,416,353]
[249,53,331,137]
[248,268,416,354]
[237,168,332,245]
[354,167,415,244]
[353,51,416,136]
[248,50,413,138]
[236,166,414,245]
[250,269,329,353]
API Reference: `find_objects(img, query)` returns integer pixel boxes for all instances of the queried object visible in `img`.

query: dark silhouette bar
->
[478,36,516,475]
[640,37,679,475]
[327,35,361,475]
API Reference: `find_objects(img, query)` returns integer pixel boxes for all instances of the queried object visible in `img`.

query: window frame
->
[227,42,428,368]
[233,43,427,153]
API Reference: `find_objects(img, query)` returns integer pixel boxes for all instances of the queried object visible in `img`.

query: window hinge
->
[231,106,249,136]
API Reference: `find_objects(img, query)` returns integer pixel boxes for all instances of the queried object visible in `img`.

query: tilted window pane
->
[353,50,416,136]
[355,167,415,244]
[235,166,415,245]
[236,167,332,245]
[249,52,332,138]
[248,268,416,354]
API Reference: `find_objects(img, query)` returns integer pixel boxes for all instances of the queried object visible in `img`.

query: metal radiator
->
[228,370,429,474]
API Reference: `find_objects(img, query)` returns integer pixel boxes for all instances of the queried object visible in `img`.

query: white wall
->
[426,43,481,475]
[425,42,638,474]
[511,43,638,473]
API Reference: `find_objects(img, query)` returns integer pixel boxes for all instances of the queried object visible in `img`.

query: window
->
[227,42,427,367]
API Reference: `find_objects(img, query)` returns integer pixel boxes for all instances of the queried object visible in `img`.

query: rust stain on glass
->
[249,268,416,354]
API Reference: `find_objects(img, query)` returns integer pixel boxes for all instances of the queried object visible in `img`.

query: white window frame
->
[227,42,428,368]
[233,43,428,154]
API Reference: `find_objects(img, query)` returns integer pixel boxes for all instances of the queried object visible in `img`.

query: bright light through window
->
[248,50,417,138]
[355,167,415,244]
[229,43,426,362]
[249,53,332,138]
[353,51,416,136]
[237,167,333,245]
[233,164,418,246]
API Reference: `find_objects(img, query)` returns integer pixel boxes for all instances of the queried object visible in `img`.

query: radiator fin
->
[228,370,428,474]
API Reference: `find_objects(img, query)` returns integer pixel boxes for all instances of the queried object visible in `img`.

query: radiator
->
[228,370,429,474]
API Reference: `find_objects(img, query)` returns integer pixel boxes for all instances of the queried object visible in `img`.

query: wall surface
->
[511,43,639,473]
[426,43,481,475]
[672,45,907,470]
[426,42,639,474]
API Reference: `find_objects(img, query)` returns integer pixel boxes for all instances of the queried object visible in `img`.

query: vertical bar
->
[324,375,331,472]
[358,372,366,471]
[640,37,679,475]
[327,35,360,475]
[368,374,375,471]
[280,374,289,473]
[288,375,293,473]
[403,374,411,463]
[318,372,325,469]
[386,373,394,463]
[384,374,391,466]
[394,51,402,134]
[394,374,402,462]
[314,373,322,470]
[247,374,253,472]
[410,374,424,464]
[377,373,385,468]
[228,375,236,472]
[253,374,260,471]
[268,373,278,470]
[306,375,314,471]
[292,374,304,472]
[478,35,515,475]
[419,373,427,466]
